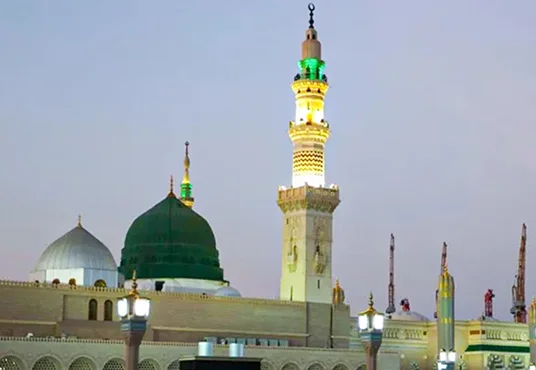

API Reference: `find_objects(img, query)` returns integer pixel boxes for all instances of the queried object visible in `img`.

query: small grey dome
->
[214,286,241,297]
[389,311,429,322]
[33,224,117,271]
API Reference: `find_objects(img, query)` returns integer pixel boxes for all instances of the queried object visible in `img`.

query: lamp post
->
[117,271,151,370]
[437,348,456,370]
[358,292,384,370]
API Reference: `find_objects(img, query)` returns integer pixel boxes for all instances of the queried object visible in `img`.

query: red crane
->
[511,223,527,323]
[484,289,495,318]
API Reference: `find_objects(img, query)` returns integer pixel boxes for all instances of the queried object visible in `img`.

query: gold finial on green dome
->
[180,141,194,208]
[182,141,190,184]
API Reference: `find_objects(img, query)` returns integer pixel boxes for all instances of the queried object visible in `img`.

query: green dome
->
[119,193,224,281]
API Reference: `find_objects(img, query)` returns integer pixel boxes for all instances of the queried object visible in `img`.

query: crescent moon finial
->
[308,3,316,29]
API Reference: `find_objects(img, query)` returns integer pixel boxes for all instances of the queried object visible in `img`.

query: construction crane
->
[386,233,396,315]
[510,223,527,323]
[434,242,447,319]
[484,289,495,318]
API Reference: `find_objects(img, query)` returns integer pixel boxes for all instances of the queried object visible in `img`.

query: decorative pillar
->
[117,271,151,370]
[358,293,384,370]
[362,337,381,370]
[121,321,146,370]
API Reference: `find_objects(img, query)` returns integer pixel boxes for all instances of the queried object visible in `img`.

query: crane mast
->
[434,242,447,319]
[511,223,527,323]
[386,233,396,315]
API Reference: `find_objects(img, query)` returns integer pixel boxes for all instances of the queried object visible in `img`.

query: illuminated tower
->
[180,141,194,208]
[437,244,455,363]
[277,3,340,304]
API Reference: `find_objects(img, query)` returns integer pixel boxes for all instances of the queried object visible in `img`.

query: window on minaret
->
[104,300,113,321]
[317,280,320,289]
[88,299,98,320]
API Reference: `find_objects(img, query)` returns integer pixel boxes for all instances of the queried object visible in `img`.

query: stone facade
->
[0,280,349,348]
[0,280,534,369]
[350,317,531,369]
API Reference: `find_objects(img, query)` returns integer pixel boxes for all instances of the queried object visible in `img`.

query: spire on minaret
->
[77,214,82,228]
[442,243,450,275]
[435,242,448,318]
[182,141,190,184]
[308,3,315,29]
[180,141,194,208]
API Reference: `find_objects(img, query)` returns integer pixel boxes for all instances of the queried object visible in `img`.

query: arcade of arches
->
[0,356,360,370]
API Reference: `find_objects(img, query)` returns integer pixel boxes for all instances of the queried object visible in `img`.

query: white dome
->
[389,310,429,322]
[33,224,117,271]
[214,286,241,297]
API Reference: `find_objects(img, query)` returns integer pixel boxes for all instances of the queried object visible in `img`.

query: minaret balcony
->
[277,184,340,213]
[291,79,329,95]
[288,121,330,144]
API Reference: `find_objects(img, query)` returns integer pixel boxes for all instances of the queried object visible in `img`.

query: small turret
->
[332,279,345,305]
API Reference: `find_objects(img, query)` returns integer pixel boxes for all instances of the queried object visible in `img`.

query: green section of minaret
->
[297,58,326,81]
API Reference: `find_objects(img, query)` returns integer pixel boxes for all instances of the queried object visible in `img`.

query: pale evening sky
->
[1,1,536,320]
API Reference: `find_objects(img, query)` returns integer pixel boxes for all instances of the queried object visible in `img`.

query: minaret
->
[386,234,396,315]
[437,243,455,357]
[180,141,194,208]
[529,298,536,364]
[277,3,340,304]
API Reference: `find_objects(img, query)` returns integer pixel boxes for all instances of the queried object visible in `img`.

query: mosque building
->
[0,4,532,370]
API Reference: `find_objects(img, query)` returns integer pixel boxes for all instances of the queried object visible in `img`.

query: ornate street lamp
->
[117,270,151,370]
[358,292,384,370]
[437,348,456,370]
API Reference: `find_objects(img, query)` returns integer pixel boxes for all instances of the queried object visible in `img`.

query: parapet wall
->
[0,280,349,348]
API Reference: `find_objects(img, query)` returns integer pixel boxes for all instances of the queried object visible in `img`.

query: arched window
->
[94,279,107,288]
[104,300,113,321]
[88,299,98,320]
